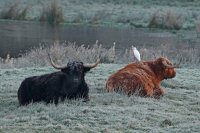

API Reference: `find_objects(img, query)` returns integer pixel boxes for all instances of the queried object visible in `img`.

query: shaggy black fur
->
[18,61,92,105]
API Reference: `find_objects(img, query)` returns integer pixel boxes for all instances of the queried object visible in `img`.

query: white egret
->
[132,46,141,61]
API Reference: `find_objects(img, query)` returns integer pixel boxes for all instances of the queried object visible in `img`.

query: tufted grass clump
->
[195,21,200,38]
[39,0,64,25]
[148,10,182,30]
[0,2,28,20]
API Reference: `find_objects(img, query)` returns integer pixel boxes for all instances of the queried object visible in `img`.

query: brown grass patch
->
[148,10,182,30]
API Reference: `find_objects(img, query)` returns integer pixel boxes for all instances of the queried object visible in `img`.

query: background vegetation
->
[0,41,199,69]
[0,0,200,132]
[0,0,200,29]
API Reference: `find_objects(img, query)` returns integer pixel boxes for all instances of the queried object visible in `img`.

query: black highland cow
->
[17,54,100,105]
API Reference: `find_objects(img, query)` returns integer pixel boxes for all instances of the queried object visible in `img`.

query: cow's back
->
[18,72,65,105]
[106,63,155,95]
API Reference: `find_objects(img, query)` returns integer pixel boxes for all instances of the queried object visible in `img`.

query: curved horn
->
[84,59,100,69]
[48,53,66,69]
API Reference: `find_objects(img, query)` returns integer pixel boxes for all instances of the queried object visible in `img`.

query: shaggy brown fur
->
[106,57,176,98]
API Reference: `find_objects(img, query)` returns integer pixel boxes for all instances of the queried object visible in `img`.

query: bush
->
[195,21,200,38]
[0,2,28,20]
[0,41,116,68]
[0,41,199,69]
[40,0,64,25]
[148,10,182,30]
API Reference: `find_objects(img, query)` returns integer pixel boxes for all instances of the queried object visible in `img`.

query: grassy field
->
[0,0,200,29]
[0,64,200,132]
[0,0,200,132]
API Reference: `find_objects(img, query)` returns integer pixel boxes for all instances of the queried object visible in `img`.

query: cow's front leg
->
[141,86,154,97]
[45,97,58,105]
[53,97,59,105]
[60,94,66,102]
[82,94,89,102]
[153,87,164,99]
[80,83,89,102]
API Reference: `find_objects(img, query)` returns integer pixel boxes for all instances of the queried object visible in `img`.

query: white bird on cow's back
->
[132,46,141,61]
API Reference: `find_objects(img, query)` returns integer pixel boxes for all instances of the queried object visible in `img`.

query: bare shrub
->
[0,42,199,68]
[73,13,84,23]
[120,44,200,66]
[89,10,109,24]
[0,3,19,19]
[17,7,29,20]
[148,10,182,30]
[148,12,163,29]
[40,0,64,25]
[0,2,28,20]
[195,21,200,38]
[164,11,182,30]
[0,41,116,68]
[0,54,14,68]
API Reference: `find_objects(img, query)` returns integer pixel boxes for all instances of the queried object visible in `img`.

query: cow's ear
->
[84,67,91,73]
[157,57,165,65]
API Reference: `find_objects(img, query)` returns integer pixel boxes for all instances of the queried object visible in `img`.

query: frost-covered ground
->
[0,0,200,29]
[0,64,199,132]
